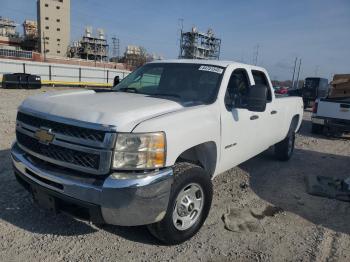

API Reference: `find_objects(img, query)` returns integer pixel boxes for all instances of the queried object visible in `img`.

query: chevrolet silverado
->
[11,60,303,244]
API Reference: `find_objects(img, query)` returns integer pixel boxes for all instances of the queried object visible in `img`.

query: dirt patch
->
[222,205,284,233]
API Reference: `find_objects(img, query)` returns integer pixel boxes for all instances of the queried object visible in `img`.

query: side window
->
[224,69,250,110]
[252,70,272,102]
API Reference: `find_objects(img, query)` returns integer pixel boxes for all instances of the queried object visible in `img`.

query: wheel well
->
[291,114,300,132]
[175,142,217,177]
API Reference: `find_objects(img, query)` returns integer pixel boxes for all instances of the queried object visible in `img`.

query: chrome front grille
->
[16,131,100,170]
[15,110,116,175]
[17,111,105,142]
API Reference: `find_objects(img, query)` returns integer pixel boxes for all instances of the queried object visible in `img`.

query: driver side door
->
[220,68,261,172]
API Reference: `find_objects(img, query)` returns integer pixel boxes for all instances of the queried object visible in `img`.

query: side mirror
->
[247,84,268,112]
[113,76,120,86]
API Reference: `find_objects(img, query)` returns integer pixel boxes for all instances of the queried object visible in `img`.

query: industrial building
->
[21,20,39,51]
[0,17,19,38]
[0,17,22,53]
[121,45,147,68]
[23,20,38,38]
[179,27,221,60]
[68,27,109,62]
[37,0,70,57]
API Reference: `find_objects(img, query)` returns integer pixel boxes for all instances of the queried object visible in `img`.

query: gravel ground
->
[0,87,349,262]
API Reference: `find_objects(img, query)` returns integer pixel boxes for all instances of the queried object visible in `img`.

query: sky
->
[2,0,350,80]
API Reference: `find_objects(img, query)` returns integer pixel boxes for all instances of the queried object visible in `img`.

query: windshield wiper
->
[117,87,139,93]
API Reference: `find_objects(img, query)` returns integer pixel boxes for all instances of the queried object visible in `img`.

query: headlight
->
[112,132,166,169]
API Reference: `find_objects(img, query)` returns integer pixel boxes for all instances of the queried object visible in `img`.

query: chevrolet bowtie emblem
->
[34,128,55,144]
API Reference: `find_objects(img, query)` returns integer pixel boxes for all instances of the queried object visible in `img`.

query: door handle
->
[250,115,259,120]
[271,110,277,115]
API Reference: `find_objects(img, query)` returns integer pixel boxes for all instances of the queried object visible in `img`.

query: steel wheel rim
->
[172,183,204,231]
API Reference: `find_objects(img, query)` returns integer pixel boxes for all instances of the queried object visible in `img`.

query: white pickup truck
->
[311,97,350,134]
[11,60,303,244]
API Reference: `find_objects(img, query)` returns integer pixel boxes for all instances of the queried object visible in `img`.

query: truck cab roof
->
[149,59,267,72]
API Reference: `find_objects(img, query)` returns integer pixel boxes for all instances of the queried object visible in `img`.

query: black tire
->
[311,123,323,134]
[274,130,295,161]
[147,162,213,245]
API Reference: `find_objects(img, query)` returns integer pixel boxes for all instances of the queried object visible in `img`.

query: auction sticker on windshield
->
[199,65,224,74]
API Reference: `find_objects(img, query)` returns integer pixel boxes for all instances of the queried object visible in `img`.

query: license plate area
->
[32,186,57,212]
[312,118,325,125]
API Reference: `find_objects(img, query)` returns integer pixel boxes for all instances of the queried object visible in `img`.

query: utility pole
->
[291,57,297,88]
[295,58,302,89]
[253,44,259,65]
[178,18,184,58]
[94,38,97,67]
[100,40,103,62]
[314,65,319,76]
[240,50,245,63]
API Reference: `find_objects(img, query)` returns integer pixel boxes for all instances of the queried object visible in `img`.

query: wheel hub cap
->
[172,183,204,231]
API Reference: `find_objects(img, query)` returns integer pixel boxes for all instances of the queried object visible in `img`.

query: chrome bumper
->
[311,116,325,125]
[11,142,173,226]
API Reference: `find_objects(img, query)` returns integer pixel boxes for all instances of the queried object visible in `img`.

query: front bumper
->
[11,142,173,226]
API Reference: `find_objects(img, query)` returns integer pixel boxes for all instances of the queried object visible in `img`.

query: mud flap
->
[305,175,350,202]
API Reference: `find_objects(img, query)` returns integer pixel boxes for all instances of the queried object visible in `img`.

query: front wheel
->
[274,131,295,161]
[147,162,213,245]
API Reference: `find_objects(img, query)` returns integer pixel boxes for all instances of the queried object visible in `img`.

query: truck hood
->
[20,90,184,132]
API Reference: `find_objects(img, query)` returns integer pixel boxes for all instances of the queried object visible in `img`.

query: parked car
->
[311,74,350,135]
[11,60,303,244]
[302,77,329,108]
[2,73,41,89]
[312,97,350,135]
[274,86,288,95]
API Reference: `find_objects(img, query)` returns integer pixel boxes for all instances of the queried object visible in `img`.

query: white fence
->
[0,58,130,85]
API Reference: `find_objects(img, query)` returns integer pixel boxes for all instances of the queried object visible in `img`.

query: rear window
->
[252,70,272,101]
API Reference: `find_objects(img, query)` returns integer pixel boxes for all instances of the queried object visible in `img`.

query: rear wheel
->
[274,131,295,161]
[311,123,323,134]
[147,162,213,245]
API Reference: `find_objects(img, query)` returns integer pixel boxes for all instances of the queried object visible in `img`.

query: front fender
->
[132,104,221,167]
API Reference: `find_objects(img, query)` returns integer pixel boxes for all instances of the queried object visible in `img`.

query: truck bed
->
[317,97,350,121]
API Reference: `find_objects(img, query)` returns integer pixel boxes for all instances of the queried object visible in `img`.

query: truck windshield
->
[112,63,225,105]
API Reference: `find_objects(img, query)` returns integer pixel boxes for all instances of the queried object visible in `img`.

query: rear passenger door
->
[251,70,282,148]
